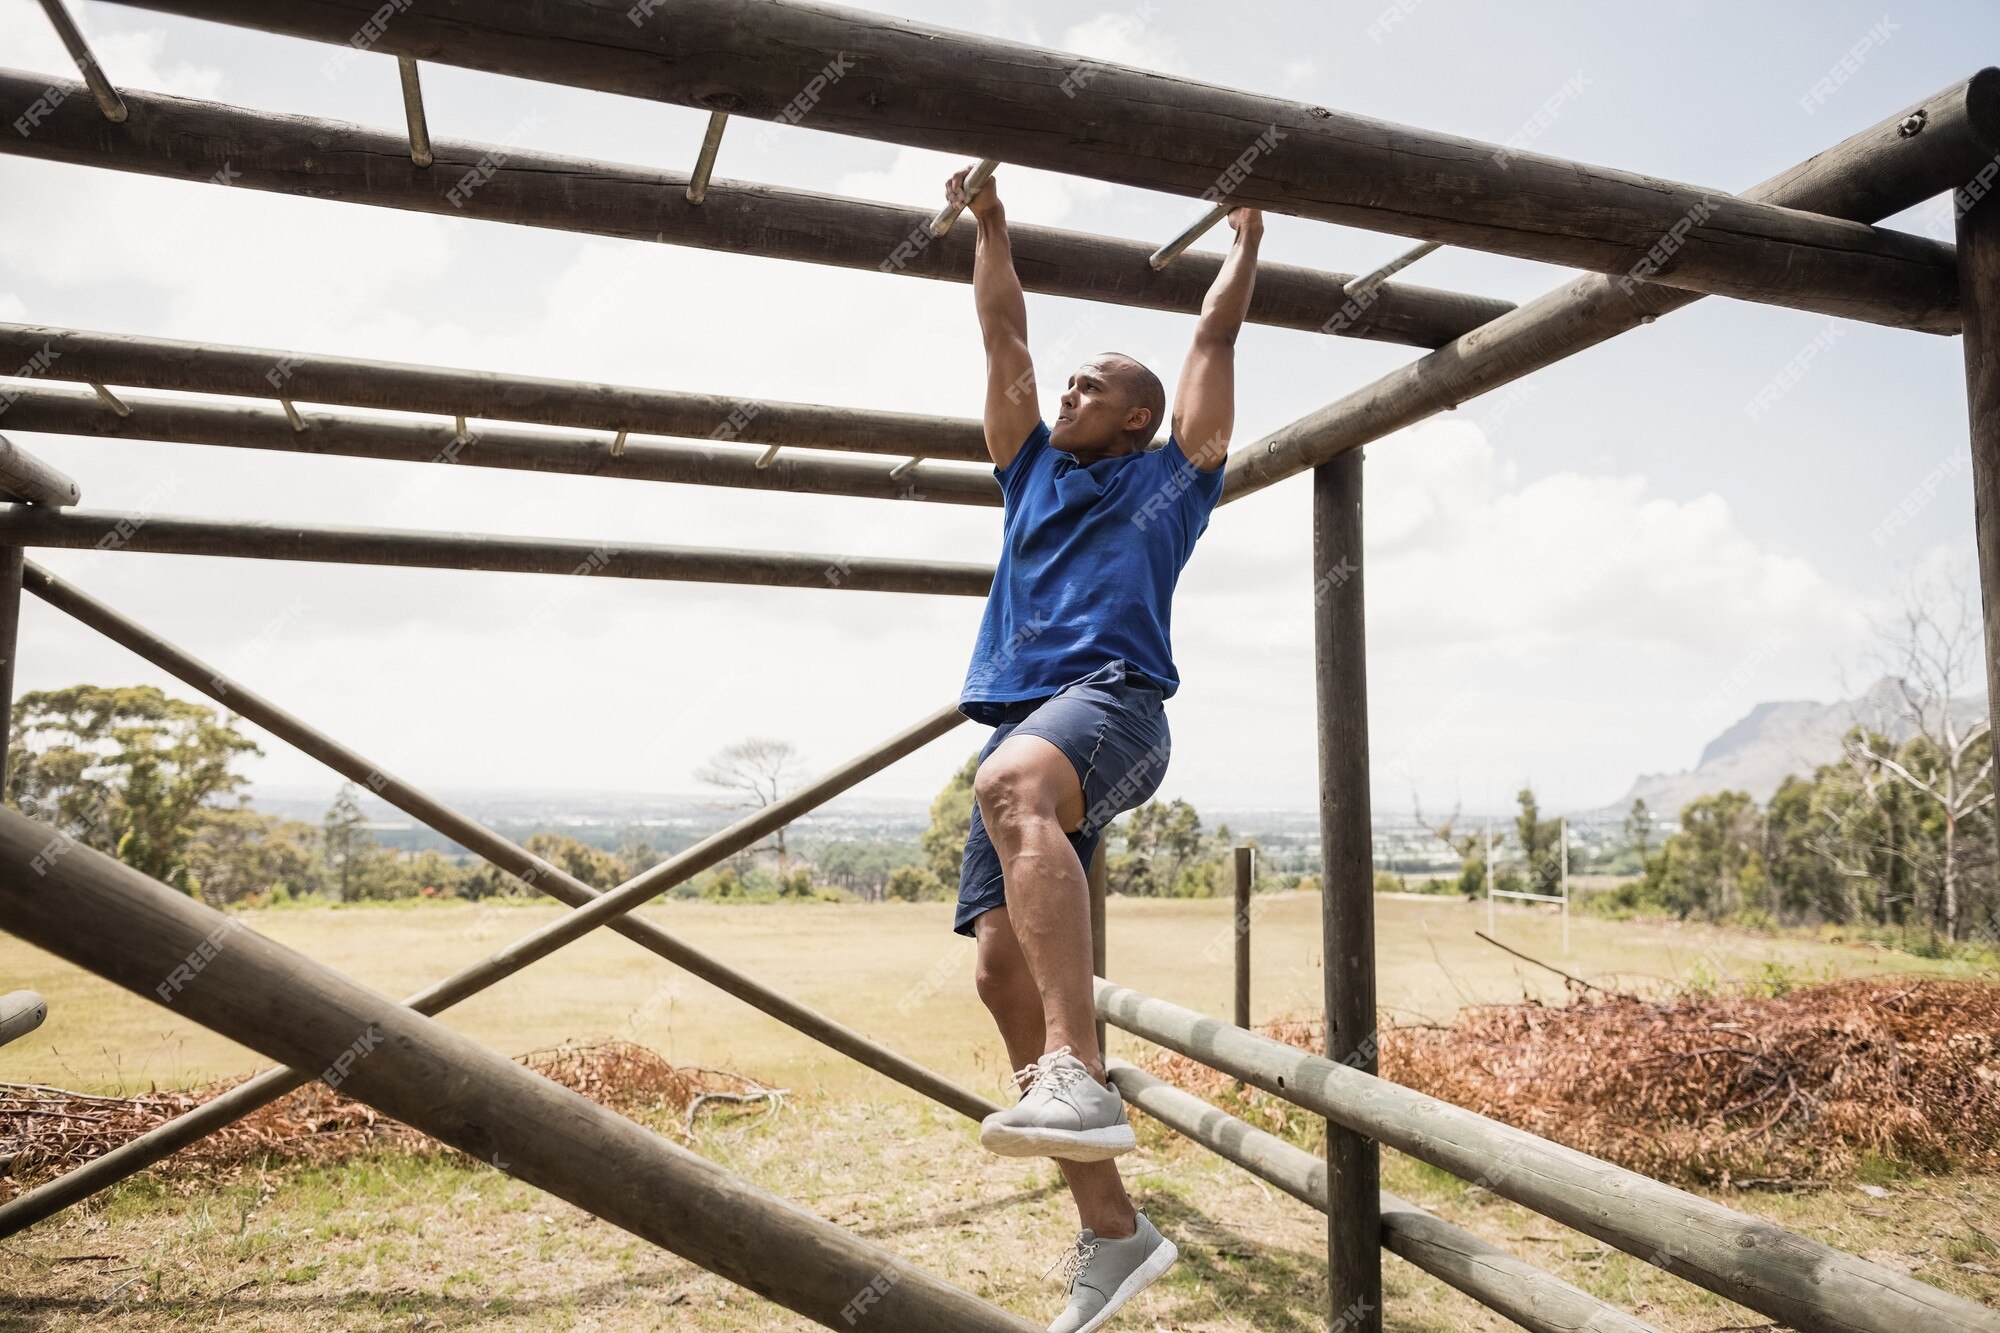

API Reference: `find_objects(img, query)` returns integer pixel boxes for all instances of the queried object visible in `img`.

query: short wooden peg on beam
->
[34,0,125,122]
[929,158,997,237]
[396,56,433,168]
[686,111,727,204]
[1149,202,1232,270]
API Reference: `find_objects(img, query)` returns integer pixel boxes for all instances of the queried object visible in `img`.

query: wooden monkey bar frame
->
[107,0,1966,331]
[3,2,2000,1329]
[0,73,1513,352]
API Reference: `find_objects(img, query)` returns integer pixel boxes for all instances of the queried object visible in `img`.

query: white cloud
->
[1058,11,1190,76]
[0,159,459,352]
[1173,419,1875,811]
[1280,58,1318,92]
[90,27,227,99]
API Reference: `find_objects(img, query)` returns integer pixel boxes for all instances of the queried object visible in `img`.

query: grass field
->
[3,890,1986,1098]
[2,892,1997,1329]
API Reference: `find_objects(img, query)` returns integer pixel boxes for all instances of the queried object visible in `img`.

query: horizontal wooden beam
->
[1097,981,2000,1333]
[0,73,1511,351]
[1223,72,2000,503]
[1106,1062,1663,1333]
[103,0,1974,331]
[0,383,1000,507]
[0,322,995,465]
[0,801,1036,1331]
[0,506,994,596]
[0,432,79,506]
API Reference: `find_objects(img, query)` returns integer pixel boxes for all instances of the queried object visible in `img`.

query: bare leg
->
[973,734,1102,1075]
[974,905,1137,1239]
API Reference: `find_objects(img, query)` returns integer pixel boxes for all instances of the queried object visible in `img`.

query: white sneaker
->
[979,1047,1137,1162]
[1045,1211,1179,1332]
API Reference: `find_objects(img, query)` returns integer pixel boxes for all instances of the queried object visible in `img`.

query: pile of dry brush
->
[0,1041,780,1200]
[1141,976,2000,1187]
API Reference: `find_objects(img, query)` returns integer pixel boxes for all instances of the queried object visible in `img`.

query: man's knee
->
[974,756,1054,832]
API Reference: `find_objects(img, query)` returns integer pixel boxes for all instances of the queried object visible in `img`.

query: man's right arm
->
[952,167,1040,469]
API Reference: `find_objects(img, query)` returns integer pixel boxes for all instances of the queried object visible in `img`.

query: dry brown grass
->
[0,1042,777,1199]
[1142,976,2000,1187]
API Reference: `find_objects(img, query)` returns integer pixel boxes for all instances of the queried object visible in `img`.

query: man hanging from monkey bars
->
[945,164,1262,1333]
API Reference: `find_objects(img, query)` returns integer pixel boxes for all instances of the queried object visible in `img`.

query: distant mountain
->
[1589,676,1988,820]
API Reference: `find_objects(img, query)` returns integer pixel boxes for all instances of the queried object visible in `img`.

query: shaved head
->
[1096,353,1165,448]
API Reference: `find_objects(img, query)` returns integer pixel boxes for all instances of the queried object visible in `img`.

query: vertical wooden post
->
[1958,186,2000,891]
[1560,815,1571,956]
[1233,845,1253,1031]
[0,546,23,791]
[1485,824,1495,935]
[1313,450,1381,1333]
[1089,839,1108,1058]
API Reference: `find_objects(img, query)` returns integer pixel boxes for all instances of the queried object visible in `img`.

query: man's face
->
[1051,358,1144,455]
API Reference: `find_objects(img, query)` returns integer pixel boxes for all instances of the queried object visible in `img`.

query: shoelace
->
[1042,1234,1099,1286]
[1010,1046,1087,1099]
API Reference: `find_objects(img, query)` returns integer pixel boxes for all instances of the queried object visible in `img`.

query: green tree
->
[887,864,944,902]
[321,783,370,902]
[1425,814,1490,900]
[1112,799,1203,896]
[1514,786,1565,891]
[1763,773,1850,924]
[1623,798,1654,865]
[617,838,659,880]
[182,806,321,906]
[524,832,627,890]
[815,839,922,901]
[919,754,980,894]
[701,865,745,900]
[358,848,475,901]
[7,684,261,893]
[1647,790,1765,921]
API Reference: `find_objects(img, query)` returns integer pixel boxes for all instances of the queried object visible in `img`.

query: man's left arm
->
[1171,208,1263,473]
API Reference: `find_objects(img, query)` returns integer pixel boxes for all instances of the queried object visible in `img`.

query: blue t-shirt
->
[960,420,1225,723]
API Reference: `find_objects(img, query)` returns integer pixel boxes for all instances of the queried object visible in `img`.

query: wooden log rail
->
[0,562,995,1237]
[0,322,996,466]
[0,804,1038,1331]
[0,433,80,507]
[1096,980,2000,1333]
[1106,1061,1665,1333]
[1223,70,2000,503]
[0,73,1511,352]
[107,0,1962,331]
[0,383,1002,507]
[0,506,995,597]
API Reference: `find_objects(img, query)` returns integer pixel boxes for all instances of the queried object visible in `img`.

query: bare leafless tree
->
[1836,566,1994,940]
[696,738,803,873]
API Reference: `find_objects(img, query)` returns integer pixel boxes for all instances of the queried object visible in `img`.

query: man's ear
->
[1124,405,1154,436]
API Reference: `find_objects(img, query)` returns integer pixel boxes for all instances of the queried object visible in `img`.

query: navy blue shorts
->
[953,660,1171,937]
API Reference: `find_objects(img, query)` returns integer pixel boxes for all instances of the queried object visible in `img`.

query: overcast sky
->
[1,0,1994,820]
